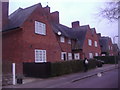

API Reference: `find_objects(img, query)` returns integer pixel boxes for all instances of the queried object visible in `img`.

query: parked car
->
[97,60,105,64]
[96,60,104,67]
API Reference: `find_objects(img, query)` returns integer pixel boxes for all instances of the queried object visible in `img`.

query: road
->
[3,68,118,88]
[55,69,118,88]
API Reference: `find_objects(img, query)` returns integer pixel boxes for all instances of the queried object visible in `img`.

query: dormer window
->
[60,36,65,43]
[35,21,46,35]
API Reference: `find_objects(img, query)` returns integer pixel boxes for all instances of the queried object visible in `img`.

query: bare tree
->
[98,1,120,21]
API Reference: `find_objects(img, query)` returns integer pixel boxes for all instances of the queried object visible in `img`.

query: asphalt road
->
[3,68,118,89]
[51,69,118,88]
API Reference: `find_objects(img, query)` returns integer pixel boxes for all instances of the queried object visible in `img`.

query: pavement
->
[2,64,119,88]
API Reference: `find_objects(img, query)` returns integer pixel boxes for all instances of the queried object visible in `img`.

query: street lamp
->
[113,35,118,67]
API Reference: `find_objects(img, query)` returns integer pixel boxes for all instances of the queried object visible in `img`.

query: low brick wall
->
[2,74,13,86]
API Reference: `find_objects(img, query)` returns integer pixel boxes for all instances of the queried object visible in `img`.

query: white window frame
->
[95,53,98,56]
[74,53,80,60]
[111,46,113,50]
[35,21,46,35]
[94,41,98,47]
[68,39,71,44]
[88,39,92,46]
[89,53,93,58]
[60,36,65,43]
[61,52,67,60]
[35,49,46,63]
[68,53,72,60]
[102,54,106,56]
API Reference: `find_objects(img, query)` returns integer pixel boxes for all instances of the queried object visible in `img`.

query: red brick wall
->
[1,1,9,30]
[108,38,114,56]
[20,6,62,63]
[83,28,101,59]
[2,28,23,74]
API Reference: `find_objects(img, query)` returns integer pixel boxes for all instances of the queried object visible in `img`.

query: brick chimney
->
[72,21,80,28]
[97,33,101,39]
[50,11,59,23]
[0,0,9,30]
[43,5,50,14]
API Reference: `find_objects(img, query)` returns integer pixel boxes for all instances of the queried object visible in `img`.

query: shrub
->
[94,56,119,64]
[51,59,97,77]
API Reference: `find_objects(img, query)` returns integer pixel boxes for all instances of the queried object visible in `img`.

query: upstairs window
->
[88,39,92,46]
[60,36,65,43]
[68,39,71,44]
[94,41,98,47]
[35,21,46,35]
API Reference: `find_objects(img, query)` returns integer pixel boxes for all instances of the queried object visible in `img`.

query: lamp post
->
[113,36,118,67]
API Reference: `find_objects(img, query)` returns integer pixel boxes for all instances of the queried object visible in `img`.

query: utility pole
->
[113,36,118,67]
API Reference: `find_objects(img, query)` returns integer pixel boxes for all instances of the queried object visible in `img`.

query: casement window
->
[61,52,67,60]
[68,53,72,60]
[60,36,65,43]
[89,53,93,58]
[111,46,113,50]
[94,41,98,47]
[74,53,80,60]
[102,54,106,56]
[88,39,92,46]
[68,39,71,44]
[35,21,46,35]
[95,53,98,56]
[35,49,46,63]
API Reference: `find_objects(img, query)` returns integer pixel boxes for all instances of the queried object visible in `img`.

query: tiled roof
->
[113,44,119,52]
[4,3,42,31]
[4,3,94,50]
[99,37,110,52]
[51,23,88,49]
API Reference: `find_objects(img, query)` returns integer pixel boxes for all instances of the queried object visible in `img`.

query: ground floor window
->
[95,53,98,56]
[74,53,80,60]
[61,52,67,60]
[68,53,72,60]
[89,53,93,58]
[35,49,46,63]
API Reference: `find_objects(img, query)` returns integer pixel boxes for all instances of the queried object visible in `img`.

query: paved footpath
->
[3,64,119,88]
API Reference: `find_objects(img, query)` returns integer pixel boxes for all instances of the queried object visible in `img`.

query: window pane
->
[35,21,46,35]
[60,36,65,43]
[35,49,46,63]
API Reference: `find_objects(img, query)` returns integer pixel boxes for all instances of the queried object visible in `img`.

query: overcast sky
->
[9,0,118,44]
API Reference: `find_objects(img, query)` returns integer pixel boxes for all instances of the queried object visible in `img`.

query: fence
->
[23,62,51,78]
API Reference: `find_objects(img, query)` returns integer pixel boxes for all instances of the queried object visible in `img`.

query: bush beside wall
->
[51,59,97,77]
[94,56,119,64]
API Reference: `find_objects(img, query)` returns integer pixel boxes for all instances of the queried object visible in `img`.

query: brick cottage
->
[1,1,117,79]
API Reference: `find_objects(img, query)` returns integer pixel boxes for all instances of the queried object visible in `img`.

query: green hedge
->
[51,59,97,77]
[94,56,119,64]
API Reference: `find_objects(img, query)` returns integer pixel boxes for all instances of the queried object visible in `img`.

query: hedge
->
[94,56,120,64]
[50,59,97,77]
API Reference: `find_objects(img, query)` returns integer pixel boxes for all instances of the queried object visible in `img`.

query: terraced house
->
[97,33,114,56]
[71,21,101,59]
[2,2,77,75]
[2,2,102,77]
